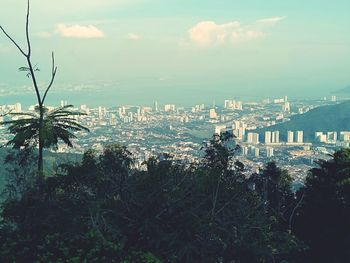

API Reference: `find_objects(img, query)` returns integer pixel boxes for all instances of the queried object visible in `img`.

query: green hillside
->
[256,100,350,141]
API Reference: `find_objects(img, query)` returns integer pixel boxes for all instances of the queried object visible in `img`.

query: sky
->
[0,0,350,106]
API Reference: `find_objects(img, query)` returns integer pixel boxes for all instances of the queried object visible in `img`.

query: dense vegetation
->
[0,134,349,262]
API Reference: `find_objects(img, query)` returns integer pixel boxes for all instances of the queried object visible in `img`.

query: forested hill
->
[256,100,350,141]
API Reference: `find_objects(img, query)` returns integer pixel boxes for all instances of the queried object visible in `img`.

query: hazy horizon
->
[1,0,350,106]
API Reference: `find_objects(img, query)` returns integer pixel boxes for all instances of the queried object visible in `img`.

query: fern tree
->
[0,0,88,174]
[2,105,89,147]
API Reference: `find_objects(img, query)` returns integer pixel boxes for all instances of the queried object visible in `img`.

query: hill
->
[334,85,350,94]
[256,100,350,142]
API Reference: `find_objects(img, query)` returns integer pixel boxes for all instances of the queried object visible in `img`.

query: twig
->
[289,191,305,233]
[42,52,58,104]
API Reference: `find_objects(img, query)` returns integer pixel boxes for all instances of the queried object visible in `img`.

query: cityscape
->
[1,95,346,184]
[1,0,350,261]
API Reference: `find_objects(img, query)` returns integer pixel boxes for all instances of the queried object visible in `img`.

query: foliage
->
[2,106,88,150]
[294,148,350,263]
[0,138,302,262]
[251,162,296,230]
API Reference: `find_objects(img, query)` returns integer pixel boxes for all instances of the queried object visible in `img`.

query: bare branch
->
[27,58,42,106]
[0,26,27,57]
[42,52,58,104]
[26,0,31,57]
[22,0,42,106]
[288,191,305,233]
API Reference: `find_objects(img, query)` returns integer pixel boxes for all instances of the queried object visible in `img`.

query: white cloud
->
[256,16,286,25]
[127,33,141,40]
[188,21,264,46]
[56,24,105,39]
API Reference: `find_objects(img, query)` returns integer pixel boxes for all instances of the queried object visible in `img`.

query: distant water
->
[0,82,328,109]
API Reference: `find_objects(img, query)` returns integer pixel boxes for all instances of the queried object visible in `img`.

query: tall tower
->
[272,131,280,143]
[266,147,274,157]
[296,131,304,143]
[287,131,294,143]
[265,131,272,144]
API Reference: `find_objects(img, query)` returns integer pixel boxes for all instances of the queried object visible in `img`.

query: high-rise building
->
[327,132,337,142]
[164,104,176,112]
[209,108,217,119]
[266,147,274,157]
[154,101,158,112]
[232,121,247,134]
[331,95,337,102]
[98,106,103,119]
[80,104,89,115]
[283,102,290,112]
[315,132,327,143]
[236,101,243,110]
[242,146,248,156]
[340,132,350,142]
[128,112,133,122]
[247,133,259,144]
[271,131,280,143]
[214,125,226,135]
[110,114,117,125]
[265,131,272,144]
[14,103,22,113]
[224,100,243,110]
[253,147,260,157]
[296,131,304,143]
[233,128,245,140]
[287,131,294,143]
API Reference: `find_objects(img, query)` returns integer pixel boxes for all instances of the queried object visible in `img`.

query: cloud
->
[188,21,264,46]
[56,24,105,39]
[127,33,141,40]
[256,16,286,25]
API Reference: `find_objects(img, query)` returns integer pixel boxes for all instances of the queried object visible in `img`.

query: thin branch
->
[22,1,42,106]
[211,174,221,218]
[27,57,42,106]
[42,52,57,105]
[26,0,31,57]
[0,26,27,57]
[288,191,305,234]
[215,191,241,216]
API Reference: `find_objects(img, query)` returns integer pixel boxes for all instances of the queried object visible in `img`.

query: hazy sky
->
[1,0,350,106]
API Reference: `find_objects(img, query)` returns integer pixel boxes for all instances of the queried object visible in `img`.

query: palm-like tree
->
[1,105,89,173]
[1,1,89,174]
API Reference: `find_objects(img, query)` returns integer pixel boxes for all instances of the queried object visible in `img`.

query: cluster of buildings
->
[224,100,243,110]
[314,131,350,145]
[0,94,345,183]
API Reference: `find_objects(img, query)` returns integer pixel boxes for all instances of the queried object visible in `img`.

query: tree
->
[252,162,296,228]
[1,105,89,167]
[294,149,350,263]
[0,0,88,174]
[0,141,302,262]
